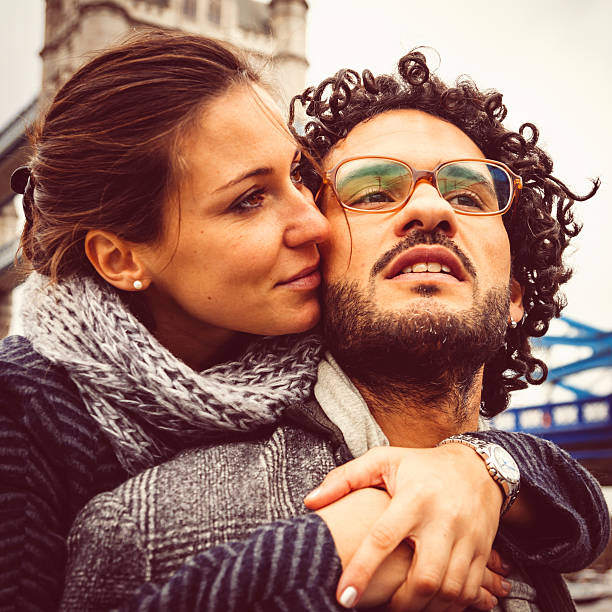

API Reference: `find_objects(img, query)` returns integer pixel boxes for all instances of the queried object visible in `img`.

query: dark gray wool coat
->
[60,398,608,612]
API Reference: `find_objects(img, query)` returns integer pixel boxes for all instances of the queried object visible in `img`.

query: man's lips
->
[384,246,466,281]
[277,263,321,288]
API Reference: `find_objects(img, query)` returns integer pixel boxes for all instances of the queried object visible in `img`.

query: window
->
[182,0,197,18]
[208,0,221,25]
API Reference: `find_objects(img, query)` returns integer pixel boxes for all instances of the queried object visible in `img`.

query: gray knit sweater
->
[61,397,609,611]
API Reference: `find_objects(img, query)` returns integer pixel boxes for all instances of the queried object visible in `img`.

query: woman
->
[1,31,606,611]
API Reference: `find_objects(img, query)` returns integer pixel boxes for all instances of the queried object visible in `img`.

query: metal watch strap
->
[438,434,520,516]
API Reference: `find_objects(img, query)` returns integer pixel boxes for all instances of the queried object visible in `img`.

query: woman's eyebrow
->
[212,150,301,194]
[212,167,273,193]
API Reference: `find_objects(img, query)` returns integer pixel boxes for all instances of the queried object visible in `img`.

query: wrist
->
[438,434,520,516]
[439,442,504,511]
[315,487,391,569]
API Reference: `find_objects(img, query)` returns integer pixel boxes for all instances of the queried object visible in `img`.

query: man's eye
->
[349,189,395,209]
[446,191,486,211]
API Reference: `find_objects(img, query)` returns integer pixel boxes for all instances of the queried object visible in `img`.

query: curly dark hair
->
[289,50,599,417]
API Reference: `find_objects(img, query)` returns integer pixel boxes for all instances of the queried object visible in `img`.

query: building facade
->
[0,0,309,336]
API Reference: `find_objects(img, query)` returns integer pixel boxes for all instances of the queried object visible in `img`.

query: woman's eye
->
[234,189,265,212]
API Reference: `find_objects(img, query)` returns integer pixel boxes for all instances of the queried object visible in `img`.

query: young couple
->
[2,31,608,611]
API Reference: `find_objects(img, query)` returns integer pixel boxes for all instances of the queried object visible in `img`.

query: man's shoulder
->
[74,424,339,582]
[104,423,338,518]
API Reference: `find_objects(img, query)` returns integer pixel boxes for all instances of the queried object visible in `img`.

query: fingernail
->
[501,579,511,593]
[339,586,358,608]
[501,560,512,572]
[305,487,321,501]
[489,596,499,609]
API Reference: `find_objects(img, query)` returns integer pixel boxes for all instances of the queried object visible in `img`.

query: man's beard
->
[322,232,510,418]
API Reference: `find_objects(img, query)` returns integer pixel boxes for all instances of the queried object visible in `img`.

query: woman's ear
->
[509,277,525,325]
[85,230,150,291]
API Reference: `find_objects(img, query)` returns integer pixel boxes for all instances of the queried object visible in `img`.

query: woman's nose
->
[283,188,330,248]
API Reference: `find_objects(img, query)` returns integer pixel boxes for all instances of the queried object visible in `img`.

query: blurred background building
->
[0,0,308,336]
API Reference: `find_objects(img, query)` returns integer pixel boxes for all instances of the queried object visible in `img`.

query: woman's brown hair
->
[18,30,258,280]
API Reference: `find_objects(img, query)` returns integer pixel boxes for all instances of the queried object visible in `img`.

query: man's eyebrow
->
[212,150,301,194]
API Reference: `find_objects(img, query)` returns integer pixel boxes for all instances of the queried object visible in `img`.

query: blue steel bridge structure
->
[492,317,612,483]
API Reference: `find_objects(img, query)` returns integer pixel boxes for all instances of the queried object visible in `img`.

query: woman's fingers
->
[486,548,512,576]
[429,541,480,611]
[387,553,503,612]
[343,516,457,610]
[386,531,454,611]
[480,566,512,600]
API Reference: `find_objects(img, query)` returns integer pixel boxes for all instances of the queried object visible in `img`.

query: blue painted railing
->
[493,394,612,460]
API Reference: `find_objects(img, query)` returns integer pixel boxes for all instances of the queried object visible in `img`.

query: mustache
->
[370,230,477,280]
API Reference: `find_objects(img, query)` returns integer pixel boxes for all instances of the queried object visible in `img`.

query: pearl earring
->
[509,319,518,329]
[133,280,143,290]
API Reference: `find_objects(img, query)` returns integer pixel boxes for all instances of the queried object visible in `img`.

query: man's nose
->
[391,180,459,238]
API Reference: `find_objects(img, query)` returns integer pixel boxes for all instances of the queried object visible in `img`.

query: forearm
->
[468,429,610,571]
[63,511,346,612]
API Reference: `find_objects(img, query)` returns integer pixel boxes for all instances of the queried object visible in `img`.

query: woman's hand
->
[315,487,414,608]
[306,445,512,610]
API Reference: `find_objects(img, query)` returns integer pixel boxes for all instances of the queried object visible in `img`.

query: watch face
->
[491,446,520,483]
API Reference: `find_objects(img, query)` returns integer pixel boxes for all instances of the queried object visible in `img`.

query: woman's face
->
[138,84,329,345]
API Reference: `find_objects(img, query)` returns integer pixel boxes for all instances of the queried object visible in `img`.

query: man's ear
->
[85,230,150,292]
[509,277,525,324]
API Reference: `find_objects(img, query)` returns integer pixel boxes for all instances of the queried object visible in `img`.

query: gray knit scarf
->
[21,273,322,475]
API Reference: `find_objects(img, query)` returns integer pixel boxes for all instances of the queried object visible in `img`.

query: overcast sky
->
[1,0,611,342]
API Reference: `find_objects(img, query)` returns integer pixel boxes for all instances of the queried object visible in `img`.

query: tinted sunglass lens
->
[335,159,412,210]
[437,162,511,213]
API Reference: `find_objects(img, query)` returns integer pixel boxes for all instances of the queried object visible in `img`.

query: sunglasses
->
[320,156,522,216]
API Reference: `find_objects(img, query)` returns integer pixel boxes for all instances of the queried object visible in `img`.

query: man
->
[286,52,607,610]
[60,53,608,611]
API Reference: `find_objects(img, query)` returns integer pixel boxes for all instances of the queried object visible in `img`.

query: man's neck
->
[352,371,483,448]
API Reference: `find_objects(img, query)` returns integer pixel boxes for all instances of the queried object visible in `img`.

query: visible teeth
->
[399,262,452,275]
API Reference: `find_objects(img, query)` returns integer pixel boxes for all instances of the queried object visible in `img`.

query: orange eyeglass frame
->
[316,156,523,216]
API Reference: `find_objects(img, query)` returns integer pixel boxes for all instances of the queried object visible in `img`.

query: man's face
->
[319,109,524,326]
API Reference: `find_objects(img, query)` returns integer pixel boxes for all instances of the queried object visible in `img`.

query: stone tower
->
[269,0,308,106]
[40,0,309,108]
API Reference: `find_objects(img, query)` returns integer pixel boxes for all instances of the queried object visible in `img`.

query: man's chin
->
[322,279,510,384]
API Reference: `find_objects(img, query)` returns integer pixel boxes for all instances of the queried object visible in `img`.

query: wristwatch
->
[438,434,520,516]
